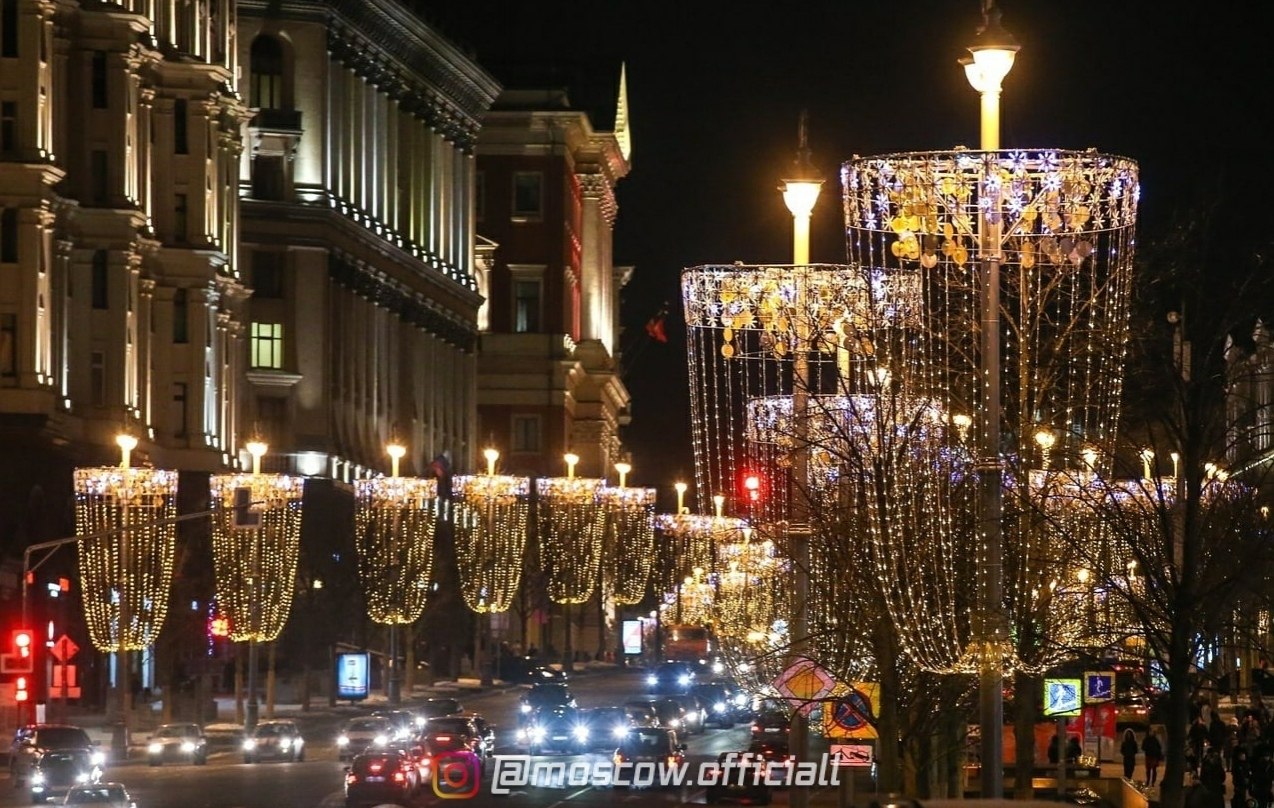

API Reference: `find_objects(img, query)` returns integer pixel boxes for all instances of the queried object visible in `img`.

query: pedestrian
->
[1067,735,1083,765]
[1253,748,1274,808]
[1144,728,1164,787]
[1234,747,1253,808]
[1192,718,1212,775]
[1048,732,1061,765]
[1121,729,1140,780]
[1212,712,1233,769]
[1202,746,1227,808]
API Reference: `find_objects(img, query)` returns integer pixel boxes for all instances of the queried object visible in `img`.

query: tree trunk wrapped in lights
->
[535,476,605,604]
[600,486,656,605]
[354,477,438,624]
[74,467,179,651]
[209,473,304,642]
[453,473,530,613]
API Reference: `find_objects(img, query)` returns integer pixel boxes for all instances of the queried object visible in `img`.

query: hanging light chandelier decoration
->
[599,462,656,605]
[453,448,530,613]
[652,491,745,602]
[209,442,304,643]
[353,443,438,624]
[665,566,715,626]
[74,435,179,652]
[536,453,605,604]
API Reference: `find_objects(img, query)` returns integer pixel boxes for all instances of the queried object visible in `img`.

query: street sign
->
[1043,678,1082,717]
[50,635,79,664]
[773,657,836,715]
[51,664,81,700]
[830,743,875,768]
[1084,670,1115,702]
[824,682,880,739]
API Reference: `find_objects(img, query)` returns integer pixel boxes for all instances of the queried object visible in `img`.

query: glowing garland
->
[535,477,605,604]
[353,477,438,624]
[652,513,744,599]
[599,486,656,605]
[73,467,179,652]
[453,474,530,613]
[209,473,304,642]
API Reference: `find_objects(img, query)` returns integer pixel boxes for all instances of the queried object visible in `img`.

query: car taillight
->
[346,774,357,785]
[369,761,383,774]
[393,770,406,784]
[667,756,677,766]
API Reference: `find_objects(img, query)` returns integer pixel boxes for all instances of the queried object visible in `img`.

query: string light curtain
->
[74,467,179,652]
[712,527,795,689]
[600,486,657,605]
[652,513,742,600]
[209,473,304,642]
[453,473,530,613]
[354,477,438,624]
[536,476,606,604]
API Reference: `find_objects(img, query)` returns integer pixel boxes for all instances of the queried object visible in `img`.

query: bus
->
[662,624,712,662]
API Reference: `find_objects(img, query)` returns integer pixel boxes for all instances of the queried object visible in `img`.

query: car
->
[521,706,587,754]
[146,723,208,765]
[10,725,105,786]
[336,717,395,761]
[415,698,464,727]
[623,700,660,728]
[518,683,576,721]
[242,720,305,763]
[28,747,103,803]
[646,661,697,694]
[501,657,568,683]
[422,716,494,759]
[612,727,686,788]
[578,707,635,748]
[745,738,794,784]
[650,698,690,732]
[750,707,790,738]
[371,710,418,743]
[704,752,773,805]
[693,683,742,728]
[60,782,135,808]
[668,694,708,734]
[344,751,419,808]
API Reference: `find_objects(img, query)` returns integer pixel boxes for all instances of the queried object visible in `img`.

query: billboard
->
[622,620,643,655]
[336,652,371,701]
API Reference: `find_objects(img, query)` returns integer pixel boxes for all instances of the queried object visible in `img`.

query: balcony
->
[249,108,303,136]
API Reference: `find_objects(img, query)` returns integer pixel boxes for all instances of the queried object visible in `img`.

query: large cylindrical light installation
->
[536,453,605,672]
[354,442,438,704]
[74,434,178,758]
[210,441,303,730]
[600,463,656,605]
[453,448,530,614]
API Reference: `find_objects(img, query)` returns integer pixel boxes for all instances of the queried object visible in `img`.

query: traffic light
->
[14,676,27,702]
[1,629,34,674]
[739,471,765,504]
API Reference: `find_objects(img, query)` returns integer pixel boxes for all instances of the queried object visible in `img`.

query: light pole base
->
[387,679,401,706]
[245,699,259,733]
[110,721,128,762]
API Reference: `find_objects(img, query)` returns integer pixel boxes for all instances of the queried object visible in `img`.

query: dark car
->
[750,707,790,738]
[705,752,773,805]
[518,683,576,722]
[650,698,690,733]
[746,738,794,784]
[646,661,697,694]
[693,683,741,728]
[344,751,419,808]
[146,723,208,766]
[578,707,635,748]
[61,782,135,808]
[242,720,305,763]
[612,727,686,788]
[28,747,102,803]
[668,694,708,735]
[502,657,568,683]
[371,709,418,743]
[415,698,464,727]
[422,716,494,759]
[623,700,660,728]
[522,706,587,754]
[9,725,103,785]
[336,717,395,762]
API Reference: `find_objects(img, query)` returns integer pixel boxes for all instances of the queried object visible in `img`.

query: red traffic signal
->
[1,629,34,674]
[14,676,28,702]
[13,629,32,656]
[739,471,765,504]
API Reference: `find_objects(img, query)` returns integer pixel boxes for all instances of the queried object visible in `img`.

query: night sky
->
[421,1,1271,503]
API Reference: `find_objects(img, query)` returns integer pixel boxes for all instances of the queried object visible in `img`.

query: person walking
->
[1252,748,1274,808]
[1201,746,1227,808]
[1121,729,1141,780]
[1144,728,1164,787]
[1234,746,1253,808]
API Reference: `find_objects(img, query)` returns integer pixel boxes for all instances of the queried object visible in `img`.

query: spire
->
[614,62,632,162]
[785,109,820,182]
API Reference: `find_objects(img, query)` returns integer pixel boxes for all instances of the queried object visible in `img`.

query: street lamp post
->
[779,110,823,808]
[113,434,137,759]
[962,3,1020,798]
[244,439,267,733]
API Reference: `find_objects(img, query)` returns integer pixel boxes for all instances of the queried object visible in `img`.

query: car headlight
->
[148,742,163,754]
[415,717,426,728]
[572,725,589,742]
[520,703,532,713]
[337,735,350,746]
[733,693,747,707]
[713,661,725,674]
[279,738,292,750]
[714,702,726,713]
[181,741,196,753]
[529,726,546,742]
[31,772,45,785]
[612,725,629,739]
[678,674,691,686]
[669,718,681,727]
[243,739,257,751]
[90,751,106,766]
[646,674,658,686]
[374,734,388,747]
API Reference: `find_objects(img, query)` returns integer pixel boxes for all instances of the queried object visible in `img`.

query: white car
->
[60,782,134,808]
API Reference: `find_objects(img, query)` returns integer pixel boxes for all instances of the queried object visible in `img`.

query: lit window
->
[249,36,284,109]
[250,322,283,369]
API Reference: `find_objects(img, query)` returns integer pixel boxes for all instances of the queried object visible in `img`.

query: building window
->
[173,193,187,242]
[512,172,542,219]
[251,156,285,200]
[0,208,15,263]
[475,171,485,221]
[1,0,17,58]
[91,250,108,309]
[172,288,188,343]
[513,279,541,333]
[250,322,283,369]
[0,100,15,153]
[257,395,287,445]
[89,351,106,406]
[0,312,15,377]
[511,415,542,453]
[91,52,107,109]
[173,98,188,154]
[90,150,108,204]
[252,252,284,298]
[249,36,284,110]
[172,382,187,438]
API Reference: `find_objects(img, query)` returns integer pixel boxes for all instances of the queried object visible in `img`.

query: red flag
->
[645,315,667,343]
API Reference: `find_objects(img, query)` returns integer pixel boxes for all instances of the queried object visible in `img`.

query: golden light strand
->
[453,474,530,613]
[536,477,605,604]
[600,486,656,605]
[354,477,438,624]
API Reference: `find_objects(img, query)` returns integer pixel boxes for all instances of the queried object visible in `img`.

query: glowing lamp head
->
[781,179,823,219]
[964,5,1020,93]
[246,440,268,460]
[1034,429,1055,450]
[483,447,500,464]
[1076,568,1090,584]
[674,482,687,495]
[115,434,138,453]
[386,443,406,461]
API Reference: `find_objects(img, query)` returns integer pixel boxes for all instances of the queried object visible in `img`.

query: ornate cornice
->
[576,172,618,227]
